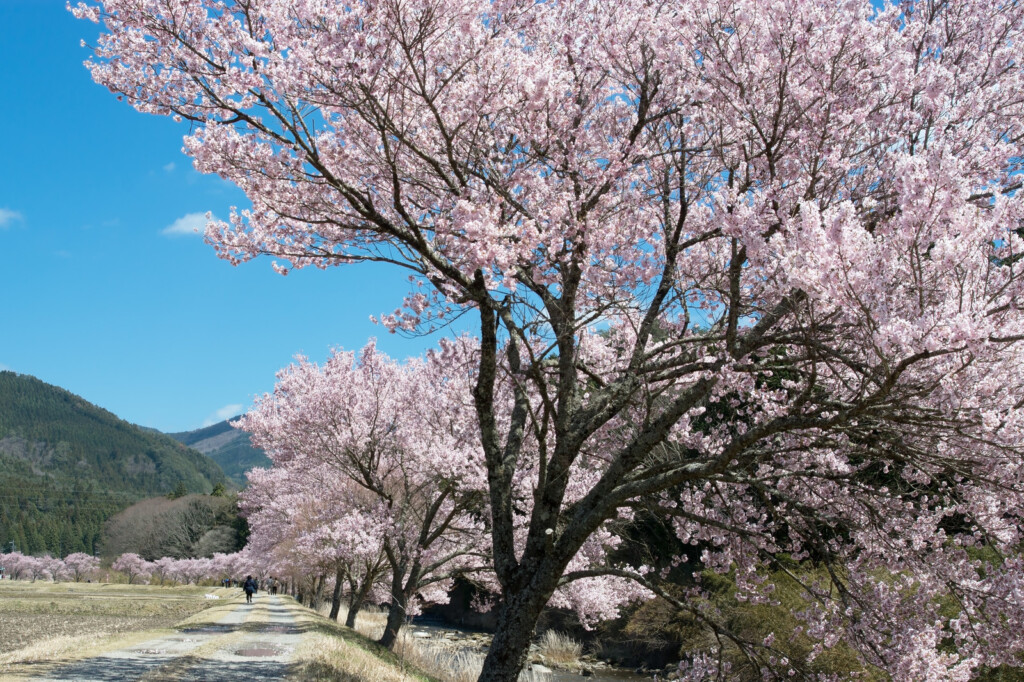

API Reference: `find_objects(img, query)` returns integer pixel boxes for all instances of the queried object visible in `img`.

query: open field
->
[0,581,236,659]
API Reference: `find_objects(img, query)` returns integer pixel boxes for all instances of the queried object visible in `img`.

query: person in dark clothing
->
[243,575,258,604]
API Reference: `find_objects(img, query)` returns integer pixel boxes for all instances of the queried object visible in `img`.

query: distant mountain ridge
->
[169,418,269,486]
[0,371,227,557]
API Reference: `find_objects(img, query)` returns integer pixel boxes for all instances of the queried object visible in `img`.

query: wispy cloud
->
[163,162,176,172]
[0,208,23,228]
[162,212,215,237]
[0,363,10,372]
[203,403,244,427]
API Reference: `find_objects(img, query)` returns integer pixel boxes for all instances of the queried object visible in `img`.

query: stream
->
[404,621,661,682]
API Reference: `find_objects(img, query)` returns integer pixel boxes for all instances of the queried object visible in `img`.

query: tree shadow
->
[165,655,296,681]
[23,652,182,681]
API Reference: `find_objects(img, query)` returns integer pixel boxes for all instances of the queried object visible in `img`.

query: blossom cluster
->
[72,0,1024,678]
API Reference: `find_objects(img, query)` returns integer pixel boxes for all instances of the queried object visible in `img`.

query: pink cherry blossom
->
[62,553,100,582]
[112,552,153,585]
[237,339,489,647]
[74,0,1024,679]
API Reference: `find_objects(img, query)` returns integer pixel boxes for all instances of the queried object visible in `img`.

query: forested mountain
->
[0,371,227,557]
[169,419,268,486]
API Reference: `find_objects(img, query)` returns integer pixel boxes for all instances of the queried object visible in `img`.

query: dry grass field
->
[0,581,234,662]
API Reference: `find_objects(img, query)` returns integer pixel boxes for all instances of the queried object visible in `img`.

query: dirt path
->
[25,594,304,681]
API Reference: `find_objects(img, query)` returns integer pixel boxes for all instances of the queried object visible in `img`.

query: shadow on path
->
[25,595,303,681]
[15,654,173,681]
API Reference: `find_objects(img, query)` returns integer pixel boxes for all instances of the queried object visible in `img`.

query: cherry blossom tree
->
[206,552,239,585]
[75,0,1024,679]
[44,555,68,582]
[2,552,31,581]
[239,340,489,647]
[230,546,275,586]
[62,553,100,582]
[170,557,208,585]
[243,464,355,609]
[24,555,52,583]
[242,462,389,626]
[150,556,177,585]
[112,552,153,585]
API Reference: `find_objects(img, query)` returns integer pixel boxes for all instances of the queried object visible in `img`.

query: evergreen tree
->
[167,481,188,499]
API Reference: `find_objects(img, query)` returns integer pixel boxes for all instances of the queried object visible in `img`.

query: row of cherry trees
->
[75,0,1024,679]
[237,340,648,645]
[0,550,271,587]
[1,552,100,583]
[235,340,638,645]
[238,341,486,644]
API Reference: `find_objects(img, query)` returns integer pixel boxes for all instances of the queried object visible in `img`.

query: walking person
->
[243,574,258,604]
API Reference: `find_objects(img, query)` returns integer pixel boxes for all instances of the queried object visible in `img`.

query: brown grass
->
[288,604,439,682]
[0,581,232,657]
[0,581,236,679]
[536,630,582,669]
[0,627,170,674]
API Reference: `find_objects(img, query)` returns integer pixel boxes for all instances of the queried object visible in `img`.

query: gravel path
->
[27,595,304,681]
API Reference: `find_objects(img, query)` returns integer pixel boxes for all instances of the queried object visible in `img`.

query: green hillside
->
[0,371,227,556]
[169,418,269,486]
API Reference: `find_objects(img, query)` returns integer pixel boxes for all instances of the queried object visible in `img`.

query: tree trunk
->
[379,566,411,650]
[328,565,345,621]
[310,574,326,610]
[344,599,360,628]
[345,576,372,628]
[378,591,407,650]
[476,583,551,682]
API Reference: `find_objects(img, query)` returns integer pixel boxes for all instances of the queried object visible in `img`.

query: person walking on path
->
[243,575,258,604]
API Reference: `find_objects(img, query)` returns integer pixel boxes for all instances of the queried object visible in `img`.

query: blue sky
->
[0,1,459,432]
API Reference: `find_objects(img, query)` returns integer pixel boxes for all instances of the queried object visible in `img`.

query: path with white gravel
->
[27,594,304,682]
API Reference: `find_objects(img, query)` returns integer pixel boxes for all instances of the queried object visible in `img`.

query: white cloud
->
[162,212,215,237]
[163,162,176,172]
[0,208,23,228]
[203,403,244,427]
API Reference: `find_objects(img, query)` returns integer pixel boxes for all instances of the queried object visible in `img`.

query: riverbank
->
[319,604,656,682]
